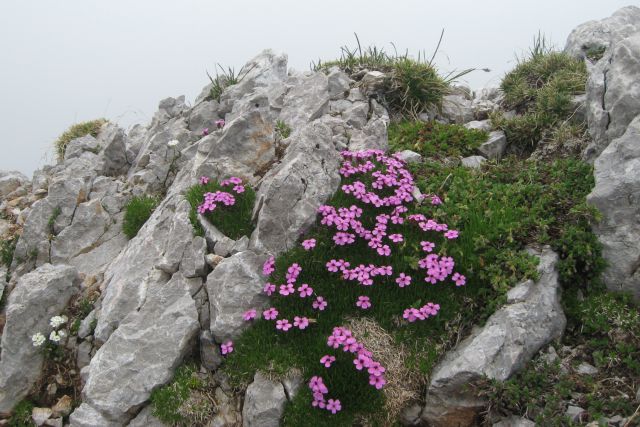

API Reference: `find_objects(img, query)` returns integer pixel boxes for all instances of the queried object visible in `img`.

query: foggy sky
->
[0,1,632,176]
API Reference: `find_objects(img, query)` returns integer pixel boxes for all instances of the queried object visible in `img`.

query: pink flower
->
[403,308,422,323]
[263,282,276,296]
[233,185,245,193]
[302,238,317,250]
[309,376,328,394]
[389,233,403,243]
[215,119,225,129]
[202,128,209,136]
[420,241,435,252]
[294,316,309,330]
[263,308,279,320]
[262,256,275,276]
[312,296,327,311]
[276,319,292,331]
[431,195,442,205]
[243,309,256,321]
[320,355,336,368]
[369,375,386,389]
[326,399,342,414]
[356,296,371,309]
[279,283,295,296]
[298,283,313,298]
[221,340,233,355]
[452,272,466,286]
[377,245,391,256]
[199,176,210,185]
[396,273,412,288]
[444,230,459,239]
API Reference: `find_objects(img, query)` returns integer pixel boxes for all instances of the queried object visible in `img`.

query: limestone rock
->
[0,171,30,199]
[250,122,341,255]
[492,416,536,427]
[395,150,422,164]
[32,407,53,426]
[464,120,492,132]
[0,264,80,414]
[327,68,351,100]
[461,156,487,169]
[587,115,640,299]
[242,372,287,427]
[127,406,165,427]
[207,250,267,342]
[73,272,198,424]
[279,72,330,130]
[441,94,475,124]
[477,131,507,160]
[422,247,566,427]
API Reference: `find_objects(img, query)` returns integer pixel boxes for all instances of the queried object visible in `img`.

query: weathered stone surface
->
[422,247,565,427]
[96,123,131,177]
[395,150,422,164]
[441,94,475,124]
[0,264,79,414]
[69,403,121,427]
[348,117,388,152]
[95,195,193,342]
[477,131,507,160]
[360,70,387,96]
[207,250,267,342]
[327,68,351,100]
[587,115,640,299]
[221,50,288,106]
[180,236,207,278]
[127,405,165,427]
[464,120,492,132]
[250,122,341,255]
[242,372,287,427]
[32,407,53,426]
[0,171,29,200]
[564,6,640,60]
[279,72,330,130]
[188,99,221,134]
[73,272,198,424]
[52,395,73,417]
[200,330,223,371]
[461,155,487,169]
[492,416,536,427]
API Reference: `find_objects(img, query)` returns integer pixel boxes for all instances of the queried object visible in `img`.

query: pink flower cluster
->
[309,376,341,413]
[403,303,440,322]
[326,327,387,390]
[221,340,233,355]
[196,176,246,214]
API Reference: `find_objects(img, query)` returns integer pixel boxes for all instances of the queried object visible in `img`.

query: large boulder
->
[421,247,566,426]
[242,372,287,427]
[0,264,80,414]
[249,121,342,255]
[587,115,640,299]
[565,7,640,159]
[94,195,193,343]
[70,272,198,425]
[278,72,330,130]
[207,250,267,342]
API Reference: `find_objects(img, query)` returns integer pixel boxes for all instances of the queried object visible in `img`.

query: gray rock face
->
[0,264,79,414]
[0,171,30,200]
[422,247,565,427]
[464,120,492,132]
[564,6,640,60]
[565,7,640,159]
[395,150,423,164]
[327,68,351,100]
[461,155,487,169]
[242,372,287,427]
[477,131,507,160]
[126,406,165,427]
[221,50,288,105]
[279,72,330,130]
[250,122,341,255]
[72,272,198,424]
[587,115,640,299]
[207,250,267,342]
[95,195,193,343]
[440,95,475,124]
[492,416,536,427]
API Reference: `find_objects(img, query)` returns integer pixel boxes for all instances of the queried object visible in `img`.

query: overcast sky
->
[0,1,631,176]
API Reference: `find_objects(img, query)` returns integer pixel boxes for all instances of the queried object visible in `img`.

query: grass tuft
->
[122,196,159,239]
[54,119,107,162]
[7,399,35,427]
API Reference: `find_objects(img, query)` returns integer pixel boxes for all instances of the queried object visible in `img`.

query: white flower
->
[32,332,46,347]
[49,331,61,343]
[49,315,67,329]
[58,330,67,338]
[167,139,179,147]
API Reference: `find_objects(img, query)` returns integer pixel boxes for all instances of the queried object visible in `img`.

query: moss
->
[54,119,107,162]
[388,120,488,159]
[122,196,159,239]
[8,400,35,427]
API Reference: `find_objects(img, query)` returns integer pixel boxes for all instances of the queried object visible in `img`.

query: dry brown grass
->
[345,317,427,423]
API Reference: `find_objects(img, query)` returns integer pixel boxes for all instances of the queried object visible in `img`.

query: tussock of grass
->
[54,119,107,162]
[313,34,472,119]
[388,120,488,159]
[185,180,255,240]
[122,196,159,239]
[495,35,587,154]
[7,399,35,427]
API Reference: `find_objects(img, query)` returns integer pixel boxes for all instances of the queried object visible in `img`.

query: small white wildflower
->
[32,333,46,347]
[167,139,179,147]
[49,331,61,343]
[58,330,67,338]
[49,315,67,329]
